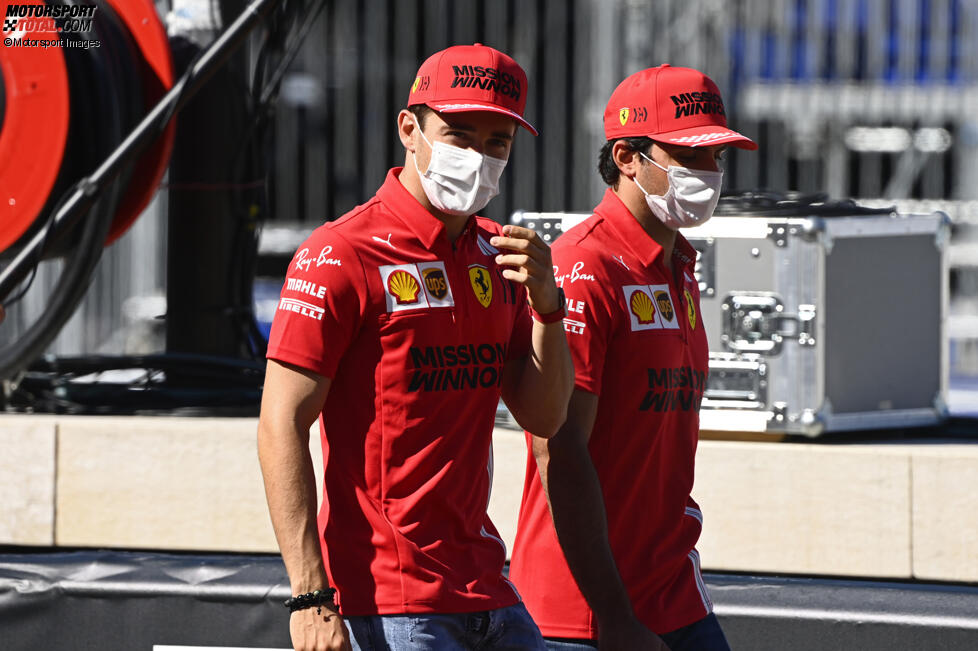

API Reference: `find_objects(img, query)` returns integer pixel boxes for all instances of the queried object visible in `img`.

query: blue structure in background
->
[731,0,970,85]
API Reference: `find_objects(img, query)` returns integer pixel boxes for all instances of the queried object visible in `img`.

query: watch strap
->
[530,288,566,324]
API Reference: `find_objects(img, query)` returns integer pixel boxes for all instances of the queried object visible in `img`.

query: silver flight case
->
[684,210,950,436]
[511,207,951,438]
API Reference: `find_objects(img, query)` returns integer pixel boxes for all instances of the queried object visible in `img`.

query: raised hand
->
[491,225,561,314]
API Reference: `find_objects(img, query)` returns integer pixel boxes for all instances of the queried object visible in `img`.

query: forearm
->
[538,438,634,622]
[506,320,574,437]
[258,420,329,594]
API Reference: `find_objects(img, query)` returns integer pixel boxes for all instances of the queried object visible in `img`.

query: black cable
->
[29,353,265,384]
[1,0,327,407]
[8,353,265,415]
[1,186,76,307]
[0,0,134,385]
[258,0,326,108]
[225,0,326,360]
[0,0,279,304]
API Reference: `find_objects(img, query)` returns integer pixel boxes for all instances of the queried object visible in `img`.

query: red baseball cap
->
[604,64,757,150]
[407,43,538,136]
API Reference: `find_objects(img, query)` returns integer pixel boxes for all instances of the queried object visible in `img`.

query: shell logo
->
[388,270,421,304]
[629,289,656,324]
[619,107,629,126]
[654,290,674,321]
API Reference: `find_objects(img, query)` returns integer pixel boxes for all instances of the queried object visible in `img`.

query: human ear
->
[613,140,641,179]
[397,110,417,153]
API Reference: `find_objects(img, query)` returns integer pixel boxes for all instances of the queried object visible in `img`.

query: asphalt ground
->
[3,550,978,649]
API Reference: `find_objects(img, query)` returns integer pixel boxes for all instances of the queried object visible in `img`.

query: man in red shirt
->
[258,44,573,651]
[509,65,757,651]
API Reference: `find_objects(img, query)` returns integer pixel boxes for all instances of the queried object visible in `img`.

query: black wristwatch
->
[531,287,566,324]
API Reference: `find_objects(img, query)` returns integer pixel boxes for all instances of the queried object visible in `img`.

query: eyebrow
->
[440,122,515,140]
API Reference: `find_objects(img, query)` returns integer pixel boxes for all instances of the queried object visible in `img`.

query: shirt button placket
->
[451,247,467,324]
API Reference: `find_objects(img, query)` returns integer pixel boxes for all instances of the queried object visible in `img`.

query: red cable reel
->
[0,0,175,257]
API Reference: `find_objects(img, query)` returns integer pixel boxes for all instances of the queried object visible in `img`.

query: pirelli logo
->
[622,284,679,332]
[278,297,325,322]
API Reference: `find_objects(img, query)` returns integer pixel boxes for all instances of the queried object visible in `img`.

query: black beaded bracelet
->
[284,588,336,613]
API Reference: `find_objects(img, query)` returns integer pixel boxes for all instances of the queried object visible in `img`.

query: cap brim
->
[427,101,538,136]
[653,125,758,150]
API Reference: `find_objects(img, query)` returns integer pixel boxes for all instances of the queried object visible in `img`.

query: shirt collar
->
[376,167,476,250]
[594,188,698,271]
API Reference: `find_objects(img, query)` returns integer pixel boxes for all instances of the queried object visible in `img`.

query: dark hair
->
[408,104,434,130]
[598,136,655,187]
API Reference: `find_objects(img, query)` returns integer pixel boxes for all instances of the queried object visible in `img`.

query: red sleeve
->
[552,245,616,395]
[266,227,367,378]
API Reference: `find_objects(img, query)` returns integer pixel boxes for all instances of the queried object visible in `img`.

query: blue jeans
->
[344,601,547,650]
[544,613,730,651]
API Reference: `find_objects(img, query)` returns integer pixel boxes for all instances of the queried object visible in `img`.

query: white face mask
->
[412,118,508,217]
[634,152,723,230]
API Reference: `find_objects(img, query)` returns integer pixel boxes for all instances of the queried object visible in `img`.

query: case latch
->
[704,352,767,408]
[720,293,816,355]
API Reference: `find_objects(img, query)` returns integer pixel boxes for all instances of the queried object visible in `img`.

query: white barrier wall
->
[2,414,977,582]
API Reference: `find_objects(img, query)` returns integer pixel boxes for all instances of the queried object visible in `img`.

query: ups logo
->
[654,290,674,322]
[423,267,448,299]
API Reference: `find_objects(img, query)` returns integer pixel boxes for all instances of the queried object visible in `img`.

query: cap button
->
[659,63,671,68]
[474,42,483,46]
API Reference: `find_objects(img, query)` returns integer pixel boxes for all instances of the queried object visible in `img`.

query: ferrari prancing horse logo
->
[619,106,648,127]
[468,264,493,308]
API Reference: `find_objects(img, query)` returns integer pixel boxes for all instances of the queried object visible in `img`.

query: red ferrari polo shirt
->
[266,168,532,615]
[509,189,712,638]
